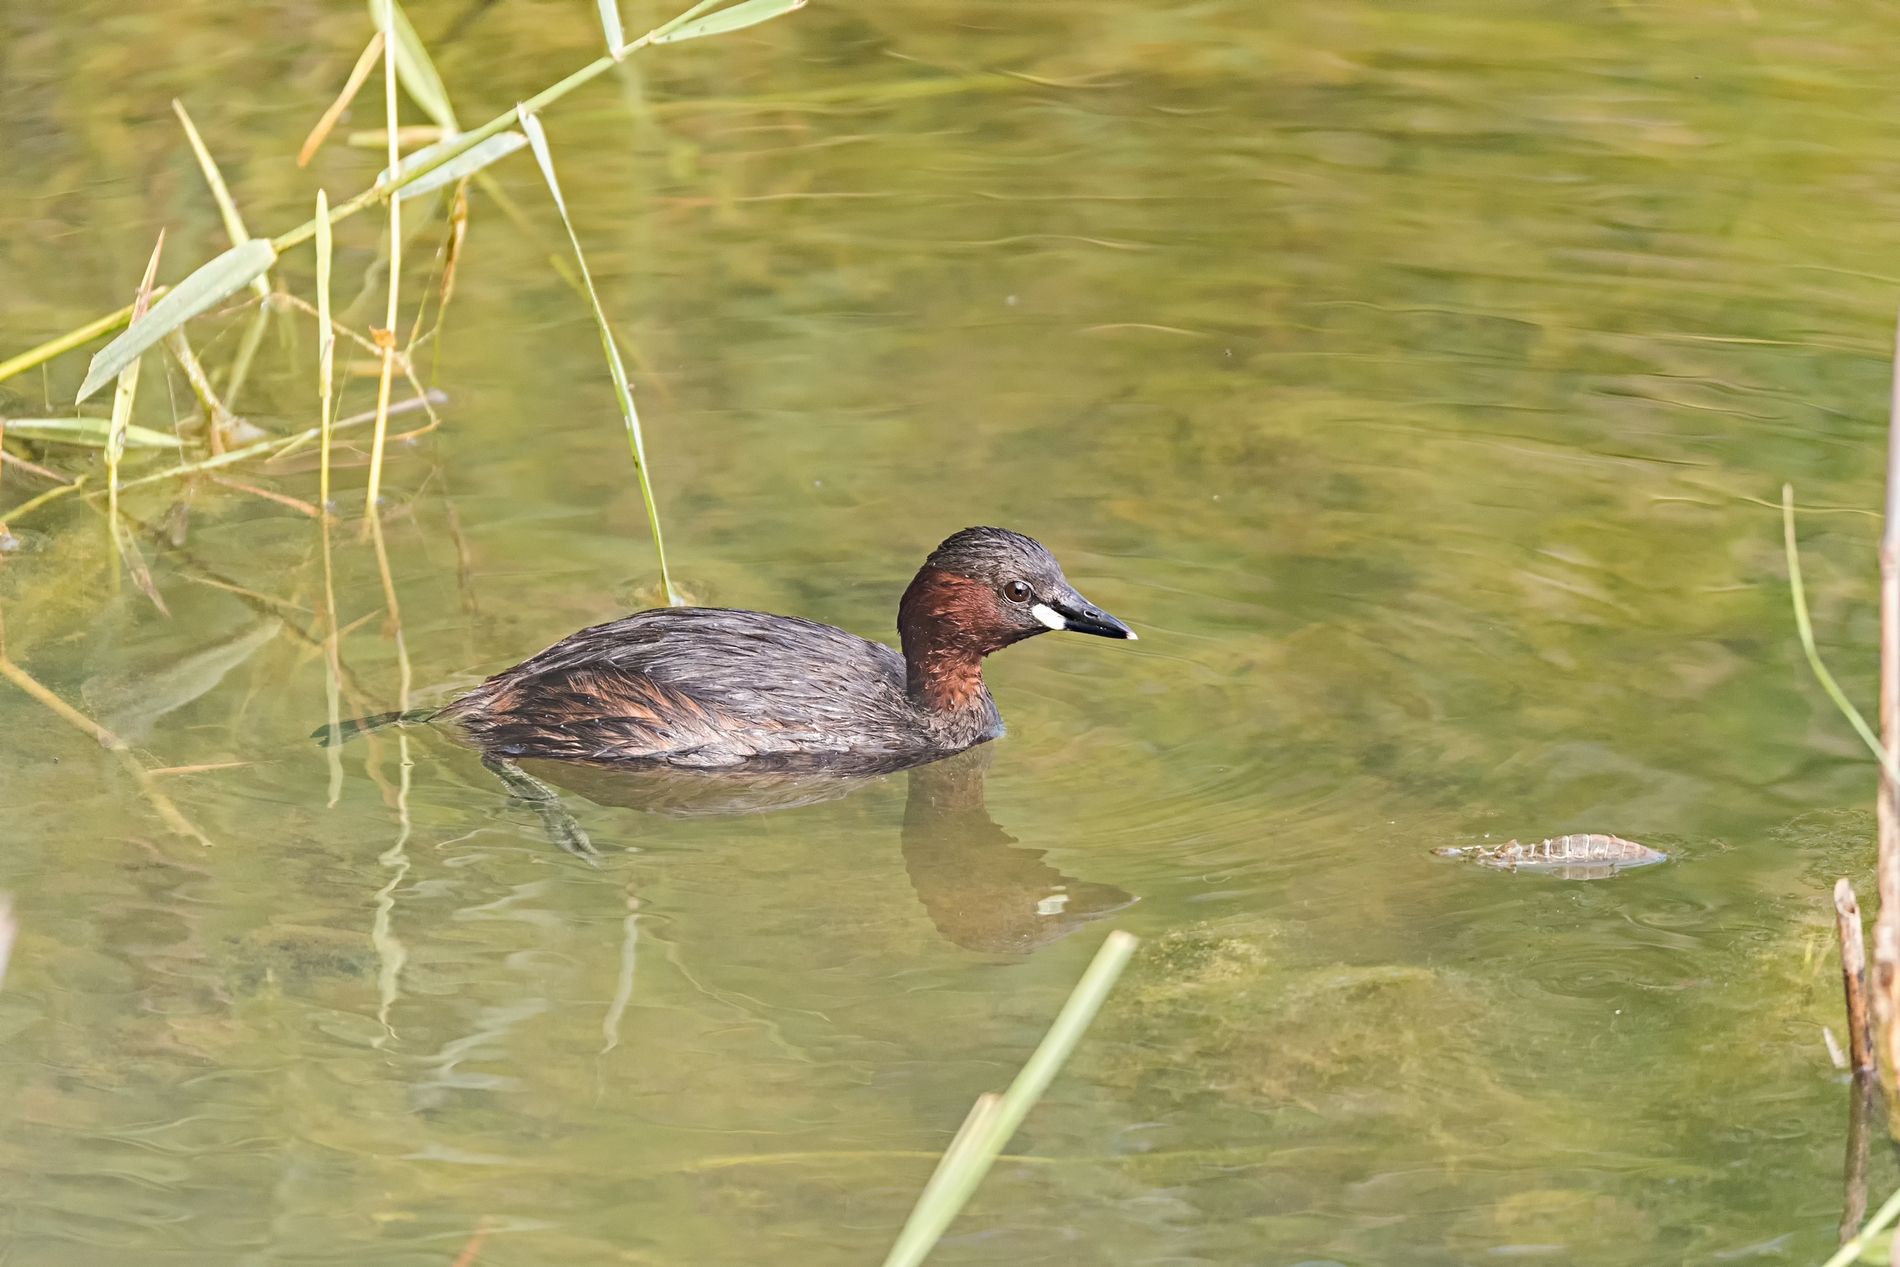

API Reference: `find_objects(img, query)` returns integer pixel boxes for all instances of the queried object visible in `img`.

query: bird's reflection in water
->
[899,746,1136,953]
[512,744,1134,955]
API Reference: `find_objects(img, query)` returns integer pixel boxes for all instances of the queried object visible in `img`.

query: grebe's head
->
[905,527,1136,649]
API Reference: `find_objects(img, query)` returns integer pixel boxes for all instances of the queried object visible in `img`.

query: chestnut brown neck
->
[898,566,1015,713]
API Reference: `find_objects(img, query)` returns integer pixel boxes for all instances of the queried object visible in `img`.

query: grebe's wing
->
[434,608,909,766]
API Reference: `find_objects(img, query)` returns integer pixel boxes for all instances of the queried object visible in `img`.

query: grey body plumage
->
[318,527,1135,771]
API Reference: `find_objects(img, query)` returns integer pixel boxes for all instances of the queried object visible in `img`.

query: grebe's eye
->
[1002,580,1032,604]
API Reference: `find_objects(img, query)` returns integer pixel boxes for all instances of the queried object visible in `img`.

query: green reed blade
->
[369,0,460,133]
[389,130,528,202]
[1782,483,1900,782]
[650,0,808,44]
[1,418,182,449]
[362,0,405,532]
[598,0,627,56]
[45,0,809,383]
[0,293,166,385]
[646,0,727,40]
[316,189,336,512]
[518,108,681,606]
[266,0,808,253]
[76,239,276,404]
[881,930,1139,1267]
[105,359,145,477]
[171,98,271,299]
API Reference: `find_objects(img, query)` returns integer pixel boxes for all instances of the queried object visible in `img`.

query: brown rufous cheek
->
[898,568,1016,710]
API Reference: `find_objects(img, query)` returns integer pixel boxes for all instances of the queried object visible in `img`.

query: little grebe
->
[431,527,1134,768]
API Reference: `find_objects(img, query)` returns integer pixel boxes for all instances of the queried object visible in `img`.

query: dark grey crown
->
[925,527,1062,586]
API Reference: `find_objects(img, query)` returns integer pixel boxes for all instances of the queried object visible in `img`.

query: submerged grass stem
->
[0,620,212,848]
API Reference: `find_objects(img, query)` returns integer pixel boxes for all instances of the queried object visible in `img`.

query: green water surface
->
[3,0,1898,1262]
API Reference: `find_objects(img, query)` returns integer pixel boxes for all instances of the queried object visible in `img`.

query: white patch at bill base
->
[1030,603,1065,630]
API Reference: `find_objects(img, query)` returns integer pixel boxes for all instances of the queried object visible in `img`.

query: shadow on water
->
[517,741,1136,954]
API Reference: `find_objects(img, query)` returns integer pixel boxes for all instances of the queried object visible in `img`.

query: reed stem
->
[1879,304,1900,1115]
[316,188,345,805]
[880,930,1138,1267]
[362,1,403,537]
[0,291,167,385]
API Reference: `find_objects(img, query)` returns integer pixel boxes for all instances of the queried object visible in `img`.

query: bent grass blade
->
[77,239,276,403]
[1,418,180,449]
[1783,484,1900,782]
[518,108,681,605]
[171,99,270,299]
[645,0,724,41]
[650,0,808,44]
[389,130,528,202]
[881,930,1139,1267]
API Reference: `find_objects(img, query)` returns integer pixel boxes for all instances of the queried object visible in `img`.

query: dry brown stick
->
[207,474,323,519]
[1838,879,1878,1076]
[298,31,385,167]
